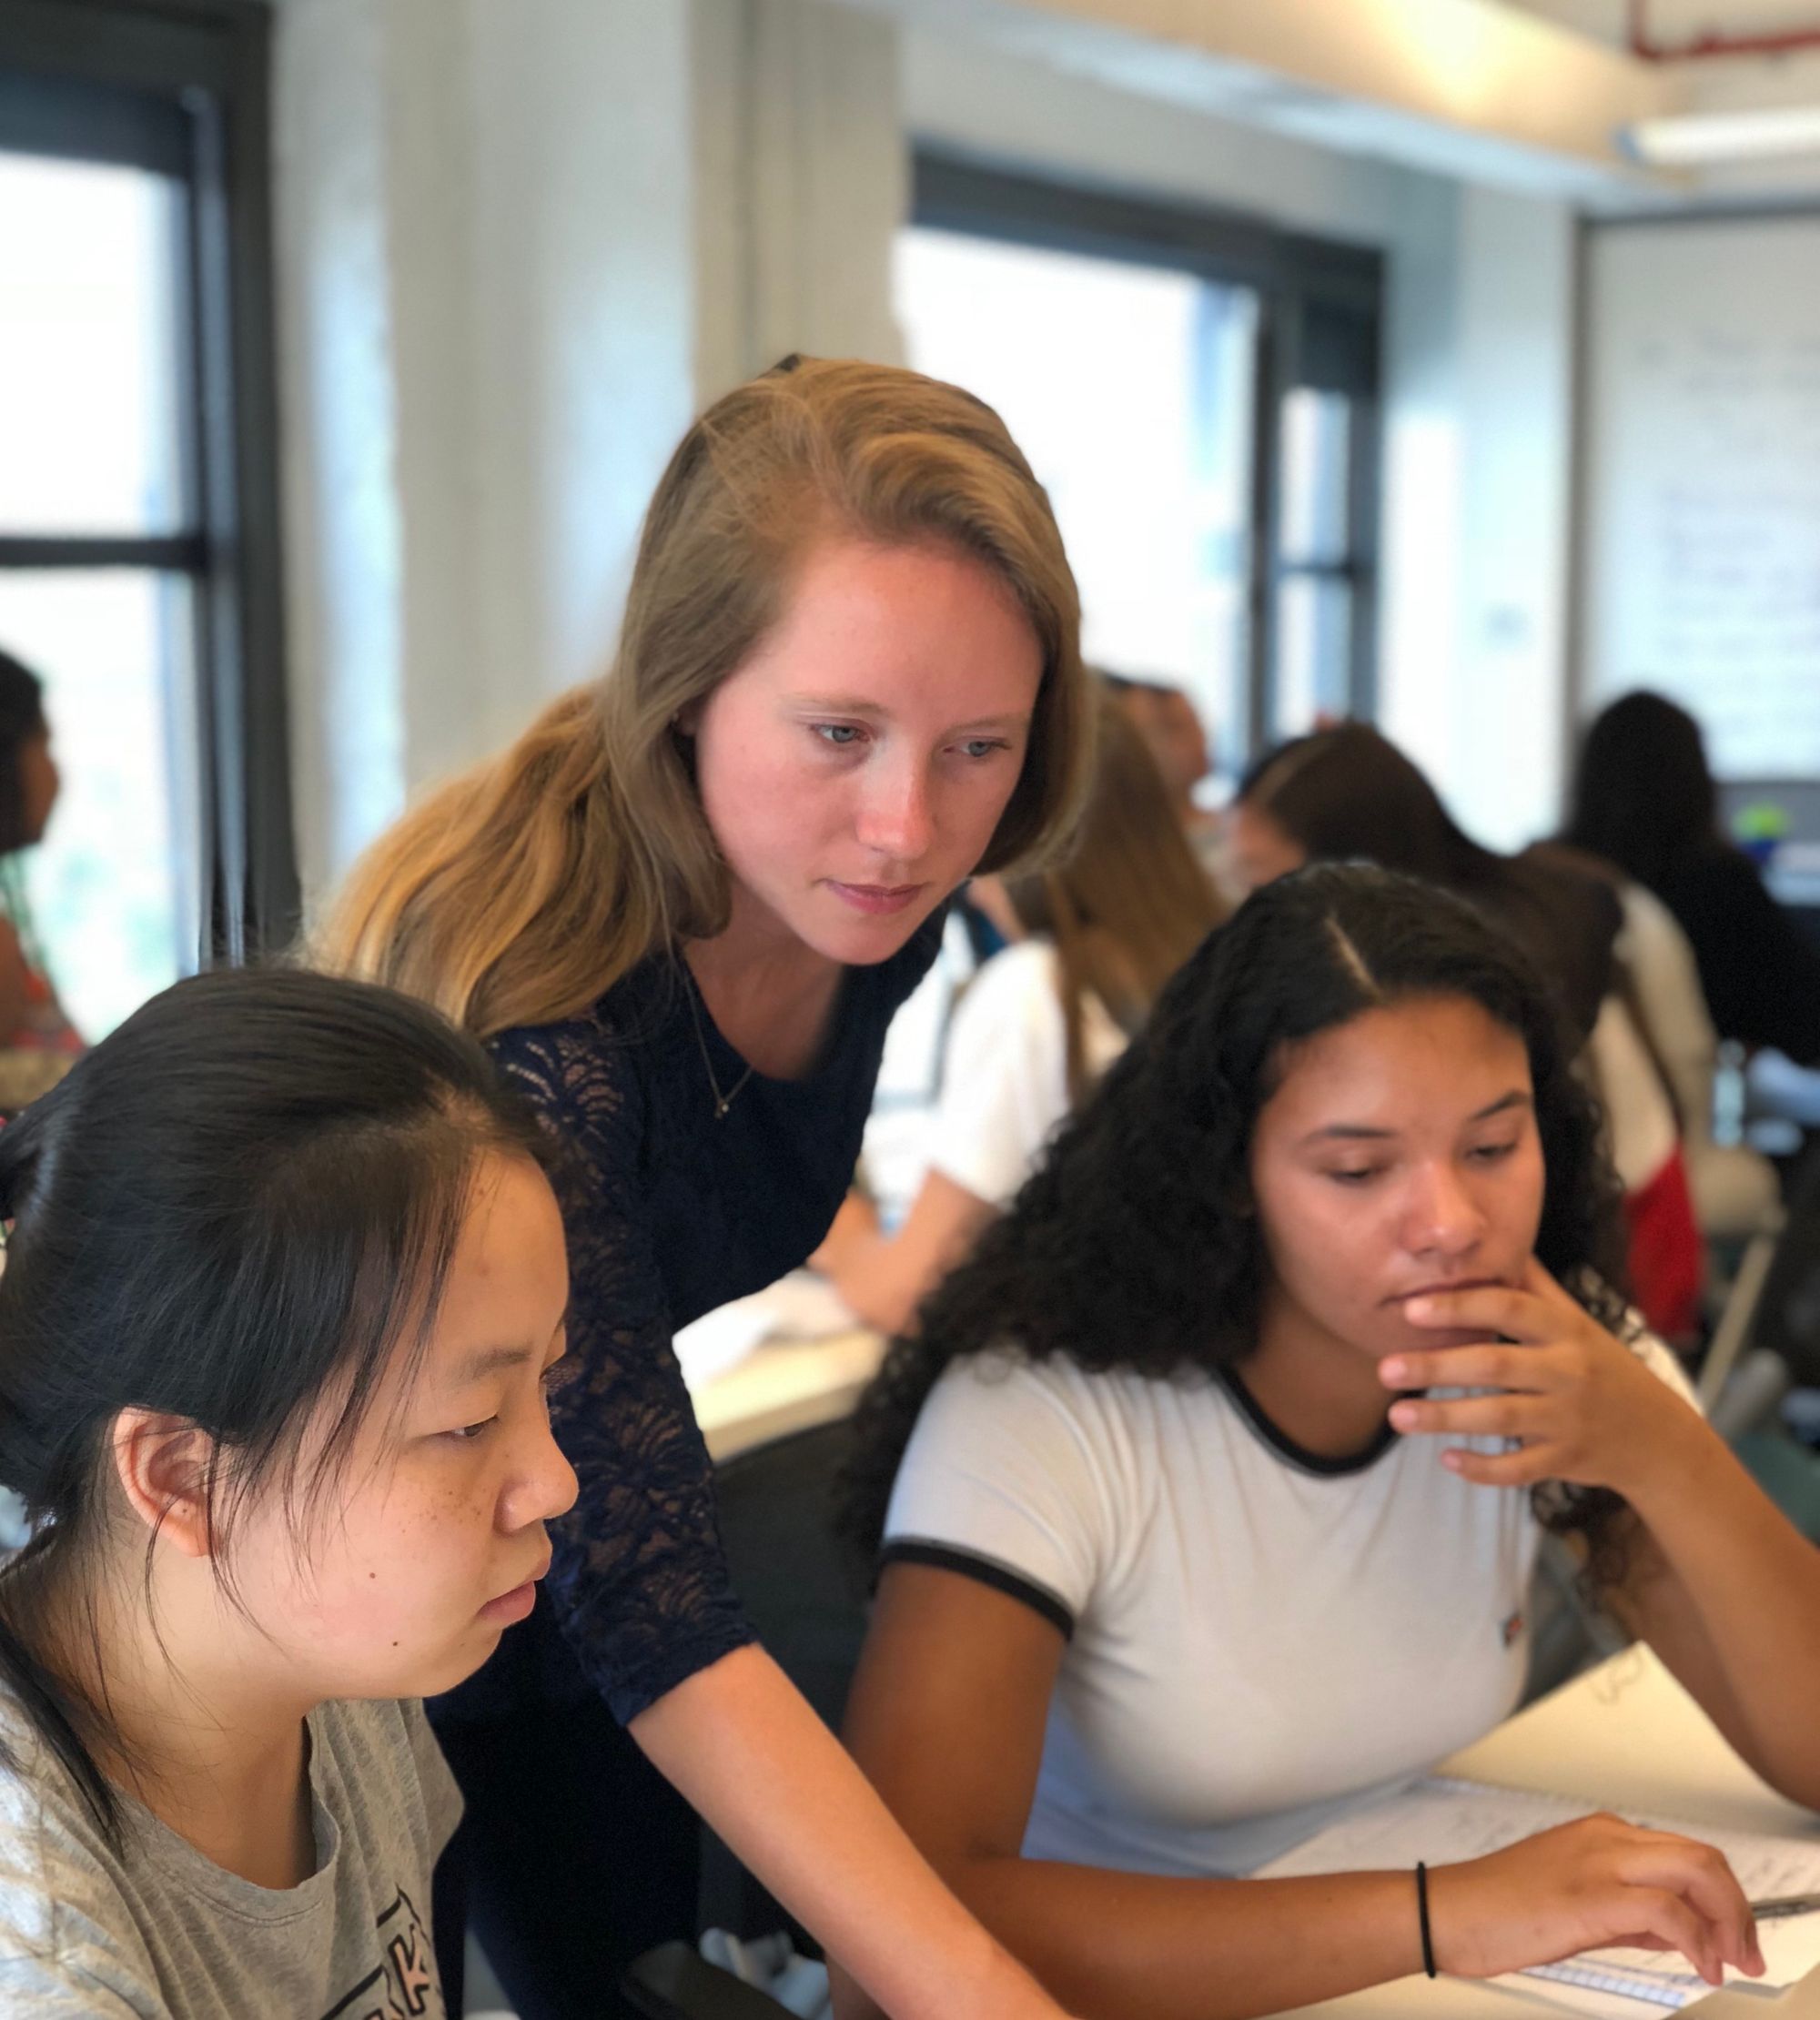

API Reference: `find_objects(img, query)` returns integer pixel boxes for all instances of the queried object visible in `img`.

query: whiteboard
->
[1580,215,1820,779]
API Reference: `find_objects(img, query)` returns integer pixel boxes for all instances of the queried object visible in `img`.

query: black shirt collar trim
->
[1215,1363,1400,1478]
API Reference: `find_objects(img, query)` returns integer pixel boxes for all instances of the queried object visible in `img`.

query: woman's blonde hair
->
[315,358,1095,1036]
[1004,684,1227,1105]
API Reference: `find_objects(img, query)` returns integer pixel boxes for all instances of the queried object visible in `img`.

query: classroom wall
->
[273,0,1581,909]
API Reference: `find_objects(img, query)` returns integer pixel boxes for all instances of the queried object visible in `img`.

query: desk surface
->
[692,1326,885,1461]
[1280,1647,1820,2017]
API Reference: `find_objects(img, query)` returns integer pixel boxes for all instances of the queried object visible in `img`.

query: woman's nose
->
[1405,1161,1487,1257]
[505,1423,579,1530]
[855,759,934,864]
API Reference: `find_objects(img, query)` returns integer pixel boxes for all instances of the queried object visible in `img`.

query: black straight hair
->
[844,864,1633,1568]
[0,965,553,1846]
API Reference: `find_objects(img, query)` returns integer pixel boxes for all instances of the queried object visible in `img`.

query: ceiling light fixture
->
[1622,103,1820,167]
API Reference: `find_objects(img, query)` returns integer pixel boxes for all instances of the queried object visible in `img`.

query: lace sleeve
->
[491,1019,757,1724]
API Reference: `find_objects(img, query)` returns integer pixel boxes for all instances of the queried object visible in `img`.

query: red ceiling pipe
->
[1628,0,1820,61]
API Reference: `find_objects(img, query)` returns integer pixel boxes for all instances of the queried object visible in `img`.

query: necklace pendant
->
[714,1096,731,1120]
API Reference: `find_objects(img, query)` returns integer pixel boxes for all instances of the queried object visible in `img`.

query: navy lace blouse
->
[448,912,945,1727]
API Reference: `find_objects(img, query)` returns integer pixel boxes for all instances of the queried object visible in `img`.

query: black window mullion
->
[1247,292,1286,761]
[1344,383,1380,720]
[0,535,207,569]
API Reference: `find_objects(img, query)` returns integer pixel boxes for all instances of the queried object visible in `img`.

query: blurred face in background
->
[1116,682,1211,810]
[1222,797,1306,897]
[13,726,57,849]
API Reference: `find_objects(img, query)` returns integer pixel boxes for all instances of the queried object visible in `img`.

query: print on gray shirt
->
[0,1692,461,2018]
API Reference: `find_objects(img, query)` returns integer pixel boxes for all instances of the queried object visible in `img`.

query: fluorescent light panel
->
[1624,103,1820,166]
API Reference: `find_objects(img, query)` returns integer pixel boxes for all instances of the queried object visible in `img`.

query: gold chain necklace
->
[683,971,756,1121]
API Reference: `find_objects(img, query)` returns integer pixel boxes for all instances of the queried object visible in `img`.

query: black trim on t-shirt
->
[1215,1365,1400,1478]
[878,1540,1077,1640]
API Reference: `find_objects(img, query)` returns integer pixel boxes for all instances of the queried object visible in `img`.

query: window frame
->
[0,0,295,965]
[910,149,1384,763]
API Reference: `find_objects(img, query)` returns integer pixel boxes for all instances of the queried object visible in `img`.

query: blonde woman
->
[817,688,1226,1335]
[317,358,1094,2020]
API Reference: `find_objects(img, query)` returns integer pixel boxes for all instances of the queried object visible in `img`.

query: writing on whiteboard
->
[1584,221,1820,781]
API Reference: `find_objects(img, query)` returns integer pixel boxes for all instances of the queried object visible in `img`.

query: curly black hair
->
[843,862,1634,1571]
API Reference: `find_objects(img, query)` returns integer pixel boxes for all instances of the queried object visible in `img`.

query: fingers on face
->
[1441,1446,1547,1486]
[1410,1288,1537,1340]
[1391,1394,1543,1439]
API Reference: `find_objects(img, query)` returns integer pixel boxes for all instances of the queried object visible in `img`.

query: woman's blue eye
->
[814,723,864,747]
[957,738,1007,761]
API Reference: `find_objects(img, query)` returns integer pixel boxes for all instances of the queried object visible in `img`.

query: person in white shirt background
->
[836,862,1820,2020]
[815,686,1225,1336]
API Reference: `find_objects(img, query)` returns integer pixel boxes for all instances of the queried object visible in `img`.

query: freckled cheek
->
[706,765,852,874]
[298,1486,498,1640]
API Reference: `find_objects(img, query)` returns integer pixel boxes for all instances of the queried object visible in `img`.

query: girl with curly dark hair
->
[839,864,1819,2020]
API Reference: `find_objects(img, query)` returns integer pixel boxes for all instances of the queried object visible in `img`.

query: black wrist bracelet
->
[1415,1861,1437,1978]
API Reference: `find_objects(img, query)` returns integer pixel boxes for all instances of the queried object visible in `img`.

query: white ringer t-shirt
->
[882,1338,1696,1880]
[929,942,1127,1210]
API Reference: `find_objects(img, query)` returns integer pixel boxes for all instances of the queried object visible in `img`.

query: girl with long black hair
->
[0,968,576,2015]
[839,865,1820,2019]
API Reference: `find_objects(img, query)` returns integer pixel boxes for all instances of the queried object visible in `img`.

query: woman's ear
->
[108,1409,220,1560]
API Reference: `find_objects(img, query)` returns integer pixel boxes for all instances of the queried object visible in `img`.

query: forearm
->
[631,1646,1059,2020]
[935,1853,1427,2020]
[822,1228,919,1337]
[1626,1419,1820,1803]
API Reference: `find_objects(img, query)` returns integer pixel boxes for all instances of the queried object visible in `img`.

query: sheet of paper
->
[1254,1777,1820,2015]
[675,1271,861,1390]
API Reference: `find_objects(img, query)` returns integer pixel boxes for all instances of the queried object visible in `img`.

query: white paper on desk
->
[674,1272,862,1390]
[1254,1777,1820,2013]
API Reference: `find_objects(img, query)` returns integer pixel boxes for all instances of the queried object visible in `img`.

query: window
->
[0,0,291,1035]
[900,155,1382,775]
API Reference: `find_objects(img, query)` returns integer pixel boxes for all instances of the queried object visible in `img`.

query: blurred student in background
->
[1227,723,1704,1342]
[1564,691,1820,1072]
[1105,674,1224,877]
[0,649,78,1110]
[816,688,1226,1335]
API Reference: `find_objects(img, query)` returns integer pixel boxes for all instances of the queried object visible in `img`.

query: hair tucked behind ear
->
[843,864,1633,1571]
[0,967,551,1846]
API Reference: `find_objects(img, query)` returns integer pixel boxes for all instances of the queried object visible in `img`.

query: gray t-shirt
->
[0,1692,461,2017]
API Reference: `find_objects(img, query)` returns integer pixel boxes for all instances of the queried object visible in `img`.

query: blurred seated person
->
[1533,838,1779,1244]
[0,650,79,1111]
[1564,691,1820,1072]
[1228,722,1702,1342]
[1104,673,1224,878]
[816,690,1225,1335]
